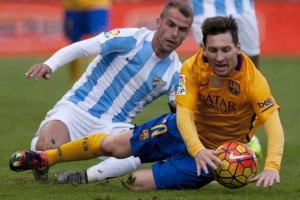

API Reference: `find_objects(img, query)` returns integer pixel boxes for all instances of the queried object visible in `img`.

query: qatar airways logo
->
[199,94,236,114]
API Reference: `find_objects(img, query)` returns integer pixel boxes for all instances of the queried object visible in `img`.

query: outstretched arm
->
[250,110,284,188]
[25,36,102,79]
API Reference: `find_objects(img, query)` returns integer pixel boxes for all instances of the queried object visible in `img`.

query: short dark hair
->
[160,0,194,21]
[202,15,239,46]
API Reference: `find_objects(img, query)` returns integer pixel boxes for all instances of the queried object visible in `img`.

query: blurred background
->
[0,1,299,199]
[0,0,300,57]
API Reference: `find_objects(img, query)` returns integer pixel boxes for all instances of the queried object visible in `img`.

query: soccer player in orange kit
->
[10,15,284,190]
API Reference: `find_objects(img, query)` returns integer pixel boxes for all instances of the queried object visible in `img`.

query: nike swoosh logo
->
[200,79,209,86]
[126,57,132,62]
[228,152,251,160]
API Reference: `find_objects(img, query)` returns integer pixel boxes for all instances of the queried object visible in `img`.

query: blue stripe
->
[68,36,137,104]
[169,71,180,94]
[112,57,172,122]
[250,0,254,9]
[192,0,204,15]
[68,53,116,104]
[102,36,137,55]
[89,41,154,118]
[235,0,244,13]
[215,0,226,14]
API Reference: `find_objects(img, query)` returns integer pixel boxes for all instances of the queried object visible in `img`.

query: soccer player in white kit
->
[26,0,194,184]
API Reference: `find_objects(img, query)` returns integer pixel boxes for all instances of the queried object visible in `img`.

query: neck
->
[152,33,170,60]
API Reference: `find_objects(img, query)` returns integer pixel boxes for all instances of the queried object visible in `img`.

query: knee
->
[101,137,119,156]
[34,131,69,151]
[35,136,60,151]
[35,121,71,150]
[123,173,143,191]
[125,169,157,191]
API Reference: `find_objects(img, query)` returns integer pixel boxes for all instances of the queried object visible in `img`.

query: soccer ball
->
[212,141,258,189]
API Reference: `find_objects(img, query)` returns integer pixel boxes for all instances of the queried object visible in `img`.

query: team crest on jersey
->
[139,129,150,140]
[104,29,121,38]
[228,80,240,95]
[153,76,166,91]
[176,74,186,95]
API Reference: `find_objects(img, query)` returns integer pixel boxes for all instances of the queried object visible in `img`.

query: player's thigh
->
[130,113,186,163]
[235,12,260,56]
[37,101,100,141]
[152,155,214,190]
[101,131,133,158]
[37,120,70,149]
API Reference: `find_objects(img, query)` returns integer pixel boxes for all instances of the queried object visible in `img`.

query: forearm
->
[44,37,102,72]
[263,110,284,172]
[176,106,205,157]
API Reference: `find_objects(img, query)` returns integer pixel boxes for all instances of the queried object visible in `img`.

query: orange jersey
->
[63,0,111,10]
[176,49,279,150]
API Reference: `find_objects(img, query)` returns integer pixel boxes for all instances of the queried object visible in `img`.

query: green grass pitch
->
[0,56,299,199]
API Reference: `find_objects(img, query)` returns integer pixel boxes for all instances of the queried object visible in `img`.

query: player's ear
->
[156,17,161,26]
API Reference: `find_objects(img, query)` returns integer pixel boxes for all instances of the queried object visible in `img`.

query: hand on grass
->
[250,169,280,188]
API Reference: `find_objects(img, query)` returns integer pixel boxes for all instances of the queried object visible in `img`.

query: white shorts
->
[192,11,260,56]
[35,101,134,141]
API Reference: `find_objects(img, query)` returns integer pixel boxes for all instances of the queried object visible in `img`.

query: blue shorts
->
[131,113,214,189]
[64,9,110,42]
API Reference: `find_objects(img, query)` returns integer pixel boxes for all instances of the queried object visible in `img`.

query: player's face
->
[203,32,241,77]
[153,7,192,58]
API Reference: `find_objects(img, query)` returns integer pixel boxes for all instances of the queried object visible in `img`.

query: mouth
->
[216,63,227,68]
[166,39,177,46]
[214,64,228,73]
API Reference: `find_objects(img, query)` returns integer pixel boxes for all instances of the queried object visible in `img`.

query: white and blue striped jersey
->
[56,28,181,123]
[190,0,255,16]
[190,0,260,56]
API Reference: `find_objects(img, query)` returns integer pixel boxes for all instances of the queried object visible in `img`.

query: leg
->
[236,11,260,69]
[34,120,71,151]
[46,130,134,166]
[101,131,133,157]
[125,169,156,190]
[125,155,215,190]
[9,131,132,171]
[58,129,140,183]
[30,120,70,180]
[86,156,141,182]
[56,113,178,184]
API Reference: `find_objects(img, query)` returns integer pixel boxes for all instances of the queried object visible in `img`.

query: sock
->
[45,133,108,166]
[86,156,142,182]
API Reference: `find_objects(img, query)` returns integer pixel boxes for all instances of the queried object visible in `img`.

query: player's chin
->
[163,45,178,53]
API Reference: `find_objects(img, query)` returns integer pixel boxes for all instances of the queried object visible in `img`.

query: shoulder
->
[240,53,266,83]
[98,27,152,40]
[182,49,206,73]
